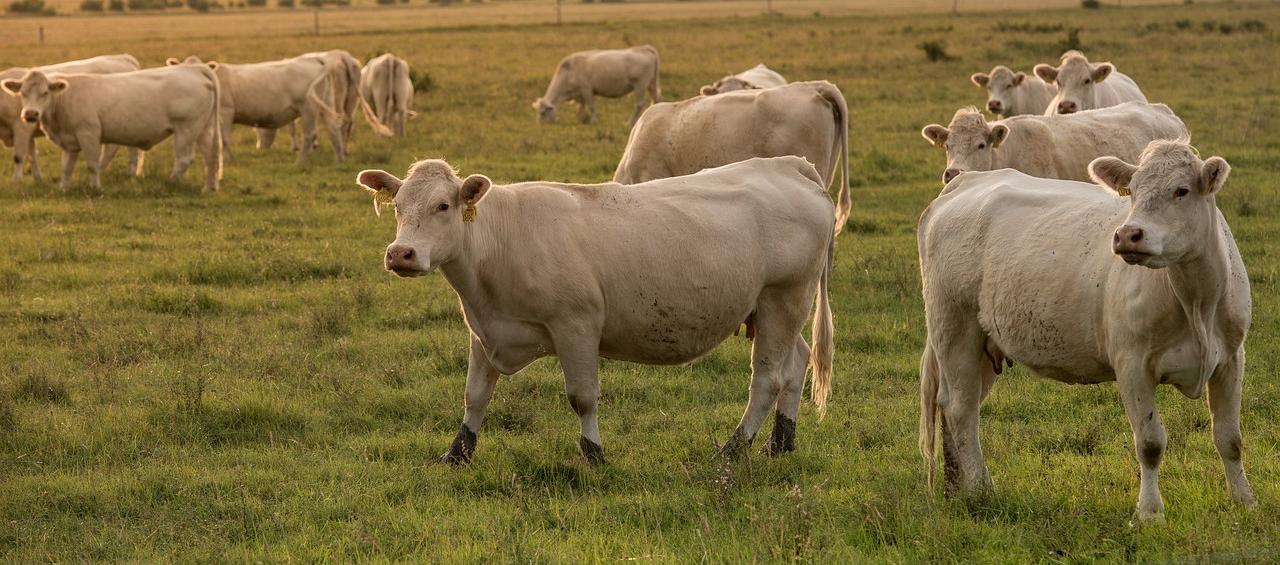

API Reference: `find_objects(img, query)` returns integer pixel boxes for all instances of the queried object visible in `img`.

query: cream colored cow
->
[532,46,661,126]
[358,53,414,137]
[700,64,787,95]
[970,65,1056,117]
[1035,50,1147,115]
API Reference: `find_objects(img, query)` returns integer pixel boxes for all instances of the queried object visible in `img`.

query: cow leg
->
[79,137,103,192]
[59,150,78,191]
[25,134,42,183]
[578,93,596,124]
[322,112,346,163]
[1208,349,1255,507]
[128,149,145,178]
[630,90,647,126]
[441,335,501,465]
[13,124,34,183]
[763,335,809,456]
[1117,363,1167,521]
[296,114,317,165]
[99,144,120,174]
[550,324,605,465]
[169,129,197,185]
[197,120,220,192]
[255,127,276,150]
[934,321,993,495]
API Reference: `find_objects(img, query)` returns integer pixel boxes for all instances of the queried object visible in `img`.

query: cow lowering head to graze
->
[970,65,1056,117]
[358,53,415,137]
[355,156,835,466]
[921,102,1187,184]
[614,81,851,233]
[699,63,787,96]
[917,139,1255,522]
[1034,50,1147,115]
[531,46,661,126]
[2,66,222,192]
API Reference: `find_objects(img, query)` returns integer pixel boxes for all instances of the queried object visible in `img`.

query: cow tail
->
[359,73,394,137]
[919,342,940,494]
[307,71,345,133]
[203,65,223,182]
[815,81,851,234]
[647,46,661,101]
[809,227,835,419]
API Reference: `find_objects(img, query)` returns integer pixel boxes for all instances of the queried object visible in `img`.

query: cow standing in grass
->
[970,65,1056,117]
[917,140,1255,521]
[358,53,414,137]
[356,157,835,464]
[1035,50,1147,115]
[532,46,661,126]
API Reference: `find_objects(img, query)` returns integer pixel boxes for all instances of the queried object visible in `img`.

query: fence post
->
[314,7,320,35]
[39,25,44,45]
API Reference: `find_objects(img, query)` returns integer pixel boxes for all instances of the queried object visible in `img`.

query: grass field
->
[2,0,1279,561]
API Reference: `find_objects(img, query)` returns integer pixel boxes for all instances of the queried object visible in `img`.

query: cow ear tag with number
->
[462,202,477,223]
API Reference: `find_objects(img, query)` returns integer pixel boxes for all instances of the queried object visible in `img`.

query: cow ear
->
[1013,72,1026,86]
[970,73,989,87]
[530,100,541,111]
[1089,156,1137,195]
[0,80,21,96]
[356,169,402,217]
[166,57,181,66]
[48,80,68,93]
[1091,62,1114,83]
[989,124,1009,148]
[700,85,717,96]
[460,174,491,205]
[1199,156,1230,195]
[207,61,220,70]
[1033,64,1058,83]
[921,124,949,147]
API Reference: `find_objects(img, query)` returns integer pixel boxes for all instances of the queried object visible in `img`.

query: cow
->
[532,46,661,126]
[921,102,1186,184]
[613,81,851,233]
[699,63,787,95]
[1034,50,1147,115]
[358,53,414,137]
[970,65,1056,117]
[355,156,835,465]
[166,55,345,164]
[1,54,141,183]
[917,139,1256,522]
[1,67,222,192]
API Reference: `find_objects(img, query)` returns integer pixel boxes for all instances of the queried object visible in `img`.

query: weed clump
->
[919,40,953,62]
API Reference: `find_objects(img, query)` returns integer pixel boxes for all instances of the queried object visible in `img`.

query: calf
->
[917,140,1255,521]
[356,156,835,465]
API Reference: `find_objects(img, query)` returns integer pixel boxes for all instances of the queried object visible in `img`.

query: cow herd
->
[5,41,1255,524]
[0,50,415,192]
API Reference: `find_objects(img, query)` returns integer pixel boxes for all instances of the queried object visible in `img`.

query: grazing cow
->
[358,53,414,137]
[355,156,835,465]
[970,65,1056,117]
[166,55,345,164]
[700,64,787,95]
[921,102,1186,184]
[1,67,222,191]
[532,46,661,125]
[1,54,141,183]
[300,50,361,147]
[1035,50,1147,115]
[917,140,1255,522]
[613,81,851,232]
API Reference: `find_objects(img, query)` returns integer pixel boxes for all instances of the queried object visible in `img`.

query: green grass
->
[2,2,1280,561]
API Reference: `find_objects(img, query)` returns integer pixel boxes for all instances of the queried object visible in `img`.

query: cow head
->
[1,71,67,125]
[356,160,491,277]
[531,98,556,124]
[1035,50,1114,115]
[971,65,1026,117]
[1090,140,1229,269]
[700,76,753,96]
[921,108,1009,184]
[166,56,220,70]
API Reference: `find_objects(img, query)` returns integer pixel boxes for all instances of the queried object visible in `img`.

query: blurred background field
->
[0,0,1278,561]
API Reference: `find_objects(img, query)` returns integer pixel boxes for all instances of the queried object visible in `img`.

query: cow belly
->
[598,290,754,365]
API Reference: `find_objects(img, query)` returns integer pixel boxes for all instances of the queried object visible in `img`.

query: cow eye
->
[437,203,450,212]
[1174,187,1190,198]
[977,143,986,149]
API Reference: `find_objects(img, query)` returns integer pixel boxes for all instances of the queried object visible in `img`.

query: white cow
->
[700,64,787,95]
[921,102,1186,184]
[166,55,345,164]
[0,54,141,183]
[614,81,851,232]
[355,156,835,464]
[1,67,222,191]
[970,65,1056,117]
[301,50,361,146]
[917,140,1255,521]
[358,53,414,137]
[1034,50,1147,115]
[532,46,661,126]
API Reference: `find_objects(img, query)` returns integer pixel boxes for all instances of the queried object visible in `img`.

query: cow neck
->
[1163,207,1228,393]
[437,188,508,318]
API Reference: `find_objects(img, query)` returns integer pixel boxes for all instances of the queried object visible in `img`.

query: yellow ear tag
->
[462,202,477,223]
[1117,184,1131,197]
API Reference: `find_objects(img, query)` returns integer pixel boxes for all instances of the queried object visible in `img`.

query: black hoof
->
[579,436,605,466]
[762,412,796,456]
[717,428,753,460]
[439,425,477,465]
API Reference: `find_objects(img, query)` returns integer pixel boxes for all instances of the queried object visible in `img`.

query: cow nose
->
[943,168,962,183]
[1057,101,1077,114]
[22,110,38,123]
[385,244,416,270]
[1113,226,1144,247]
[987,100,1002,113]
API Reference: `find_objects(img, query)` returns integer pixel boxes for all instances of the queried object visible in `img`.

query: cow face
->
[532,98,556,123]
[921,109,1009,184]
[1090,141,1228,269]
[1035,52,1113,115]
[971,66,1025,117]
[701,76,752,96]
[1,71,68,125]
[356,160,491,277]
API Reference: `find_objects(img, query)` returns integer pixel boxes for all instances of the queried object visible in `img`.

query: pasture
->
[2,0,1279,561]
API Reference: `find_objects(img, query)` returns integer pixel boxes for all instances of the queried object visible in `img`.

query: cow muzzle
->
[21,110,39,124]
[384,243,425,277]
[1113,225,1153,265]
[943,168,963,184]
[1056,101,1078,115]
[986,100,1003,114]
